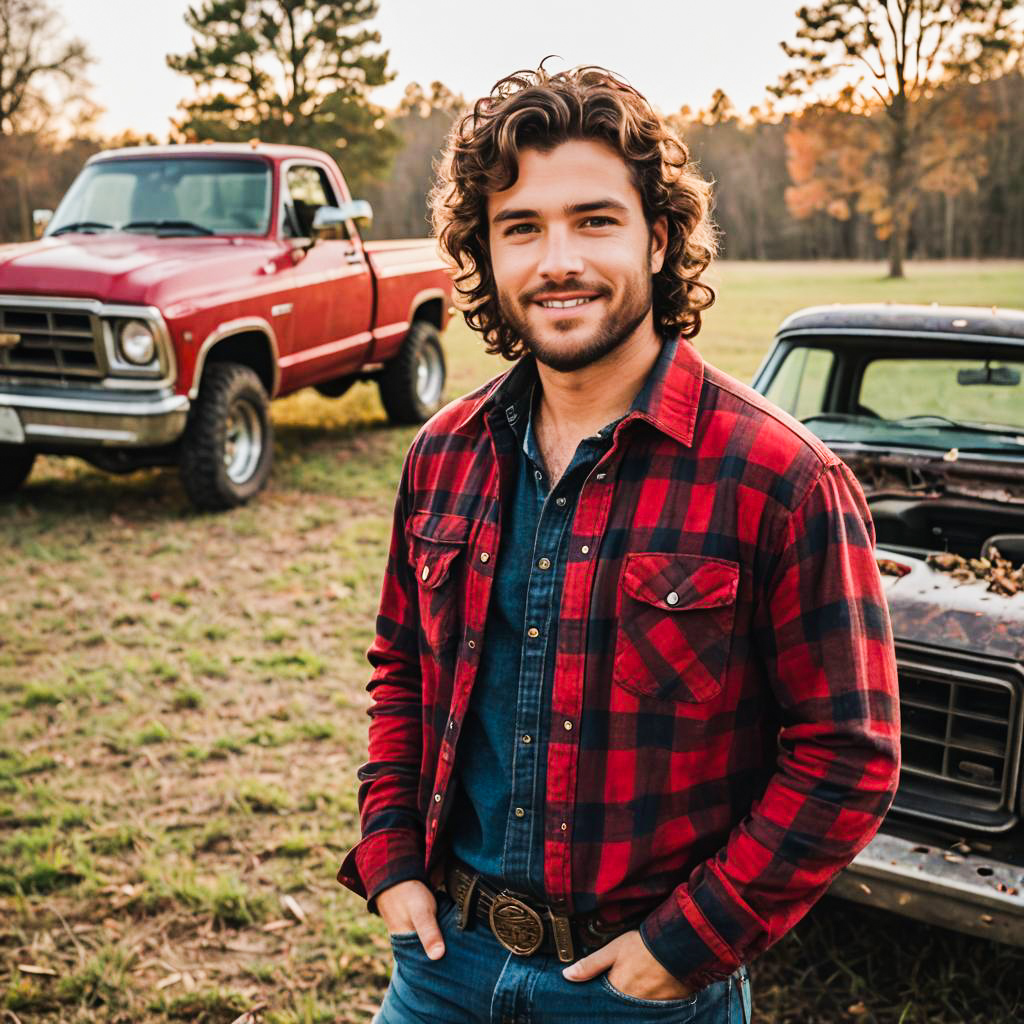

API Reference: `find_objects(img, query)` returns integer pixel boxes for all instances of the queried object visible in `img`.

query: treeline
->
[4,70,1022,261]
[2,0,1022,264]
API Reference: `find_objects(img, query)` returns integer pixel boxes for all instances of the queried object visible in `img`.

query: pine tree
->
[167,0,398,195]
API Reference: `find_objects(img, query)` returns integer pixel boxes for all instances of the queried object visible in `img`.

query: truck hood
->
[0,234,281,306]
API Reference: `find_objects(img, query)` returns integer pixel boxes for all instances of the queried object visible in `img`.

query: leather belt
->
[443,860,638,964]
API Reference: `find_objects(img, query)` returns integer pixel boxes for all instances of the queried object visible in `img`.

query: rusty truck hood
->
[878,547,1024,661]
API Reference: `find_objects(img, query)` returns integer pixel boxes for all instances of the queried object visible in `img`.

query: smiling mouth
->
[538,297,595,309]
[533,294,603,310]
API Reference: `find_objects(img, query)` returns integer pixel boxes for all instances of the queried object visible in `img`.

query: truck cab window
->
[283,165,343,239]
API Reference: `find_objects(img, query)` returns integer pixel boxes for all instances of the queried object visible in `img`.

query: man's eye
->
[582,216,615,228]
[505,223,537,236]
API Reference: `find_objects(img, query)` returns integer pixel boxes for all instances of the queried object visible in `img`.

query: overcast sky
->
[66,0,805,138]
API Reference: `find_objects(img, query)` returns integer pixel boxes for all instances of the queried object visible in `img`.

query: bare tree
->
[0,0,90,136]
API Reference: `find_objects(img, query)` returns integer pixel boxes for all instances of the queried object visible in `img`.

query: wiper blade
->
[890,414,1024,438]
[50,220,114,235]
[121,219,215,236]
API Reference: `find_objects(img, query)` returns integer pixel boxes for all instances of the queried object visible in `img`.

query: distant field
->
[2,261,1023,1023]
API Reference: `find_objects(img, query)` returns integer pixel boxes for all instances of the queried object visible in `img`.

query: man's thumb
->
[563,944,614,982]
[414,910,445,960]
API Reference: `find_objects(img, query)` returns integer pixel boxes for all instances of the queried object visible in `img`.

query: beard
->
[497,271,654,373]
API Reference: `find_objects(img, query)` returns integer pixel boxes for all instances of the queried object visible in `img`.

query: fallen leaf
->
[282,894,306,922]
[156,973,182,990]
[18,964,57,976]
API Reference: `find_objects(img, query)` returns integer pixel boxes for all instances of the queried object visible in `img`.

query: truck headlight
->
[118,320,156,365]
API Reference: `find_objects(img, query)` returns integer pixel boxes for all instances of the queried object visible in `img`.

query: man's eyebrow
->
[490,198,630,225]
[491,207,540,225]
[564,199,630,216]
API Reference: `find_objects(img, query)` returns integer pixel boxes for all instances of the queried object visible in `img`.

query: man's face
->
[487,139,667,372]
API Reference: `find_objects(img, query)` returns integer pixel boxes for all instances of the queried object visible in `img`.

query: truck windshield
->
[764,344,1024,450]
[47,158,273,237]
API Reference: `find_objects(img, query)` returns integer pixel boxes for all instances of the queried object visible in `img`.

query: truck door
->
[278,162,374,391]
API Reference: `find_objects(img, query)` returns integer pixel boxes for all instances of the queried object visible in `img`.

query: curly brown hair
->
[430,64,717,360]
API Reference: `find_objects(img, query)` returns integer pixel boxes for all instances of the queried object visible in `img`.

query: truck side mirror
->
[33,209,53,238]
[311,200,373,240]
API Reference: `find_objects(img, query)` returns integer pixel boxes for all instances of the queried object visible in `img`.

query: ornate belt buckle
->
[488,892,544,956]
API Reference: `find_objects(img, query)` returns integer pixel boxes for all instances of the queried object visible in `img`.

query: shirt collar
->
[452,334,704,448]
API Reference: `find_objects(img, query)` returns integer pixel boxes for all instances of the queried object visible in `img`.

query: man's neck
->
[534,321,663,441]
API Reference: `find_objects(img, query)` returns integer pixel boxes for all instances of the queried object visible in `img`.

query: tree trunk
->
[944,193,955,260]
[887,227,905,279]
[16,172,30,242]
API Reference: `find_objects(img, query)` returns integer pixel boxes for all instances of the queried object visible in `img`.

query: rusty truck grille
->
[895,649,1023,831]
[0,304,103,382]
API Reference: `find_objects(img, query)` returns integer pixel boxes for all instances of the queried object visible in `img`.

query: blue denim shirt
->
[450,385,616,898]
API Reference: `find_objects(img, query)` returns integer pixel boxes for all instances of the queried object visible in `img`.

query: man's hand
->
[562,929,695,1001]
[375,879,445,960]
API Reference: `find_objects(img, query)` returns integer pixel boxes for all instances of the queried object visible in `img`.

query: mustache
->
[521,282,612,303]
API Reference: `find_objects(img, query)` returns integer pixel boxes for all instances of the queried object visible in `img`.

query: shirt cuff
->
[337,828,426,912]
[639,881,746,990]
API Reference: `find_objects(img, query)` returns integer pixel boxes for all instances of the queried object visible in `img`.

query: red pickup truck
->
[0,143,453,509]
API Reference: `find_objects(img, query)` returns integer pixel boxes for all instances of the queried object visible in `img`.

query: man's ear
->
[649,215,668,274]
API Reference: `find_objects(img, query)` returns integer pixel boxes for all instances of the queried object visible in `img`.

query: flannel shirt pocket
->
[613,553,739,703]
[407,512,472,653]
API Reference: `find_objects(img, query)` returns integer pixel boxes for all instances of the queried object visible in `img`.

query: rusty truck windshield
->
[47,158,273,237]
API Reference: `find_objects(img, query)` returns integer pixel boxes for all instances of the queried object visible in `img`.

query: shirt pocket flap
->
[407,512,473,590]
[622,553,739,611]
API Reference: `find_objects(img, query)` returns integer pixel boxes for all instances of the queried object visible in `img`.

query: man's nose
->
[537,227,584,280]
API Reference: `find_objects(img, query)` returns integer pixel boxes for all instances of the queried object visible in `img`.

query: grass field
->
[2,261,1023,1023]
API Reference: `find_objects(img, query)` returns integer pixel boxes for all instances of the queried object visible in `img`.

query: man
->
[338,65,900,1023]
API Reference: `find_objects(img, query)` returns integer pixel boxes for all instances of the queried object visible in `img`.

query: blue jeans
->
[375,892,752,1023]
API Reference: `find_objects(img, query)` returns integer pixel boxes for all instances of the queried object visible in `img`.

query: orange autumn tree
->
[774,0,1022,277]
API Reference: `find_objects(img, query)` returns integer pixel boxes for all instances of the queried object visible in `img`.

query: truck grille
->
[896,650,1022,829]
[0,304,103,382]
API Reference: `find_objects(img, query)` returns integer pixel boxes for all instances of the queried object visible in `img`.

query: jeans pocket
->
[599,973,701,1016]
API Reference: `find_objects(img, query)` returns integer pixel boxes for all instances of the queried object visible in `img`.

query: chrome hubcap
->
[223,399,262,484]
[415,342,443,407]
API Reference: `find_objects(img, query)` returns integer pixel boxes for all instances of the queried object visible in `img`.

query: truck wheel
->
[179,363,272,511]
[378,320,446,424]
[0,450,36,497]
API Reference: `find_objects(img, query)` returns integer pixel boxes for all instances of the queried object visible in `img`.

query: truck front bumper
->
[830,831,1024,946]
[0,390,190,448]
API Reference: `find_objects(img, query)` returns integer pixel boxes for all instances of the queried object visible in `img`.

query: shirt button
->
[479,551,490,563]
[467,639,476,649]
[522,734,532,744]
[555,496,567,507]
[666,591,680,606]
[534,469,543,482]
[563,720,573,731]
[560,822,568,831]
[421,564,430,581]
[527,626,540,639]
[514,807,525,818]
[596,472,607,480]
[537,557,551,570]
[449,719,456,730]
[434,792,442,802]
[580,545,590,555]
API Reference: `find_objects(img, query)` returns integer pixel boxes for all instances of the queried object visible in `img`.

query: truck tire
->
[0,450,35,497]
[378,320,446,425]
[179,363,272,511]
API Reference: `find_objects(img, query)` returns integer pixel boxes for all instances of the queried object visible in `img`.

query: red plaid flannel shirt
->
[338,337,900,988]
